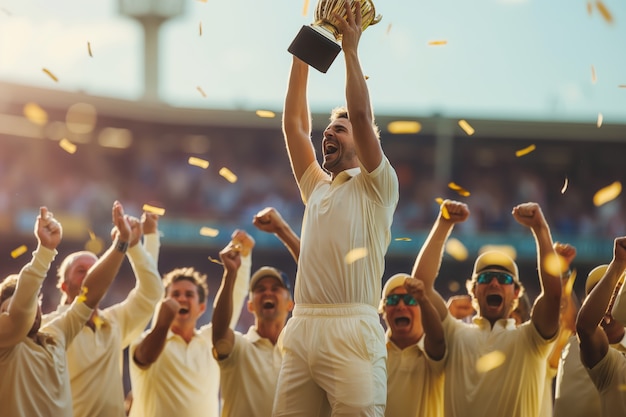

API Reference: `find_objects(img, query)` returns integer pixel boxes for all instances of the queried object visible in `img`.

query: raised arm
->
[512,202,561,340]
[211,242,242,359]
[253,207,301,262]
[412,200,470,320]
[283,56,316,182]
[0,207,61,347]
[81,201,131,309]
[576,236,626,368]
[141,212,161,263]
[333,1,382,172]
[405,277,445,360]
[229,230,254,327]
[132,298,179,367]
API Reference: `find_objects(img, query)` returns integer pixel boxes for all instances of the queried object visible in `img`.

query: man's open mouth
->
[486,295,503,307]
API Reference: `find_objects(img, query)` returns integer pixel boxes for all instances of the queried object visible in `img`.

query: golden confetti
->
[302,0,310,16]
[42,68,58,82]
[23,102,48,126]
[593,181,622,206]
[458,119,475,136]
[587,1,593,15]
[441,204,450,220]
[597,113,603,128]
[93,316,104,329]
[564,269,577,298]
[199,22,202,36]
[619,85,626,88]
[255,110,276,118]
[219,167,238,183]
[448,182,471,197]
[543,252,569,277]
[591,65,597,84]
[435,197,444,205]
[345,247,368,264]
[394,237,412,242]
[595,0,613,24]
[11,245,27,259]
[88,229,96,240]
[142,204,165,216]
[428,40,448,46]
[59,138,77,154]
[446,238,468,261]
[386,23,392,35]
[188,156,209,169]
[76,287,88,303]
[85,236,104,255]
[87,42,93,57]
[208,256,223,265]
[476,350,506,373]
[561,177,569,194]
[197,86,207,98]
[200,227,219,237]
[515,144,536,157]
[448,281,461,293]
[387,121,421,134]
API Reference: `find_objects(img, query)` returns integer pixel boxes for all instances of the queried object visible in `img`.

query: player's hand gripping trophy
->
[288,0,381,73]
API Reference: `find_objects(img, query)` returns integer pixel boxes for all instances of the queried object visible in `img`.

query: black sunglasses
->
[385,293,418,307]
[476,271,514,285]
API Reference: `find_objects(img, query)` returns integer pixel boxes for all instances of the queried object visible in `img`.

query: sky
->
[0,0,625,123]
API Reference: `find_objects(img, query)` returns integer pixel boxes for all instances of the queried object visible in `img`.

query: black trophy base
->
[288,25,342,74]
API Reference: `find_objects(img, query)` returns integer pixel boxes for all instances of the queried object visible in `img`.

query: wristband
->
[115,239,129,253]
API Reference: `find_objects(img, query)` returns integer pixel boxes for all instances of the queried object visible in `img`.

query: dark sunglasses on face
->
[476,271,515,285]
[385,293,418,307]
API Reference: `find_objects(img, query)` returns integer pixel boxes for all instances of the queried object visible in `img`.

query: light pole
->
[119,0,184,102]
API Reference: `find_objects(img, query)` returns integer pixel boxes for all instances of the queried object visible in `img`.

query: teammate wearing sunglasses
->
[413,199,562,417]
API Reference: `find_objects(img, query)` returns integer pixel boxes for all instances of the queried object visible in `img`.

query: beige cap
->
[378,273,411,313]
[249,266,291,292]
[472,251,519,283]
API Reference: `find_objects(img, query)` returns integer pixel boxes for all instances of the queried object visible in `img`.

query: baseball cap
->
[249,266,291,293]
[585,265,609,295]
[378,273,411,313]
[472,251,520,283]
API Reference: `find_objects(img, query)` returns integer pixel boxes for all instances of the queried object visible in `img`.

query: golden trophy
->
[288,0,381,73]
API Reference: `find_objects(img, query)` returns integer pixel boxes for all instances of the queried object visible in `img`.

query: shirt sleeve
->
[356,156,399,207]
[230,253,251,328]
[0,246,56,348]
[298,161,329,204]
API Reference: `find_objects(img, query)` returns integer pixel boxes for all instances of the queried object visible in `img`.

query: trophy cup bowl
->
[288,0,382,73]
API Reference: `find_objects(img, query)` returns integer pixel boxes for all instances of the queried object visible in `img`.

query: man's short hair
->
[162,267,209,304]
[329,106,380,139]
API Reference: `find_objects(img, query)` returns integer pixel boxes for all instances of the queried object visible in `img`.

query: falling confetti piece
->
[619,85,626,88]
[219,167,238,183]
[448,182,471,197]
[386,23,392,35]
[42,68,58,82]
[302,0,309,16]
[543,253,569,277]
[435,197,444,205]
[142,204,165,216]
[448,281,461,293]
[208,256,223,265]
[77,287,88,303]
[200,227,219,237]
[441,204,450,220]
[88,229,96,240]
[564,269,577,298]
[199,22,202,36]
[197,86,207,98]
[476,351,506,373]
[387,121,421,134]
[59,138,77,154]
[85,235,105,255]
[11,245,27,259]
[23,102,48,125]
[87,42,93,57]
[428,40,448,46]
[188,156,209,169]
[595,0,613,24]
[597,113,603,128]
[394,237,412,242]
[446,238,468,261]
[587,1,593,15]
[593,181,622,206]
[515,144,536,157]
[458,119,475,136]
[345,247,368,264]
[561,177,569,194]
[255,110,276,118]
[591,65,597,84]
